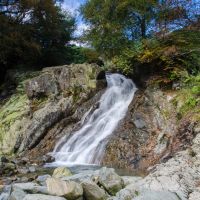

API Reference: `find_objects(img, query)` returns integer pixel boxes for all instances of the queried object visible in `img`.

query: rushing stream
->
[51,73,137,166]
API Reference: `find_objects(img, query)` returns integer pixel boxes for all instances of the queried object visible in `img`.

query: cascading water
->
[51,73,137,166]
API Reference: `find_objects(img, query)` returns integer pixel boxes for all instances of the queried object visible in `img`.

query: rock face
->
[102,88,198,171]
[22,194,67,200]
[0,63,102,155]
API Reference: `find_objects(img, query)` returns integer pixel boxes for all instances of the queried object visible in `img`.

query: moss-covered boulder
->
[0,63,101,155]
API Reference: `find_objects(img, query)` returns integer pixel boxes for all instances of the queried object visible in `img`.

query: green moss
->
[0,94,29,145]
[135,190,139,196]
[172,73,200,119]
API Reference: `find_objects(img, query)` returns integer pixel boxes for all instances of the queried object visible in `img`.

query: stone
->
[0,185,11,200]
[81,181,107,200]
[17,167,29,174]
[19,97,72,151]
[36,175,51,186]
[133,190,181,200]
[9,189,26,200]
[122,176,143,187]
[20,177,29,183]
[113,187,136,200]
[0,64,100,157]
[52,167,72,179]
[4,162,16,170]
[22,194,66,200]
[97,167,124,196]
[61,170,97,183]
[46,178,83,200]
[28,166,36,173]
[1,156,9,163]
[12,182,49,195]
[25,73,59,99]
[133,118,146,129]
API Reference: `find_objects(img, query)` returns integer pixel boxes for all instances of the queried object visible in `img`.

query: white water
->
[51,73,137,166]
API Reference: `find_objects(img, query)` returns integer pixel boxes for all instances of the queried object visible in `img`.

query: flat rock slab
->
[12,182,48,195]
[133,190,181,200]
[22,194,67,200]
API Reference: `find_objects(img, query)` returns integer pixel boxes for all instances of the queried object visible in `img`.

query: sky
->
[62,0,87,36]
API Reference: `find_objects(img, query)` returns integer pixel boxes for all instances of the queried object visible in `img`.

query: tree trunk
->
[141,16,146,38]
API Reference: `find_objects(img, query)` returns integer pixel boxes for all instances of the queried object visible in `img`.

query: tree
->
[81,0,200,58]
[81,0,158,58]
[0,0,75,83]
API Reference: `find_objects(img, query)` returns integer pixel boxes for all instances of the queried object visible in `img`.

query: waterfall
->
[51,73,137,166]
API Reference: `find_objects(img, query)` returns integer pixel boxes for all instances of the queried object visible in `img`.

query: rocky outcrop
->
[0,63,102,155]
[102,87,198,171]
[2,165,200,200]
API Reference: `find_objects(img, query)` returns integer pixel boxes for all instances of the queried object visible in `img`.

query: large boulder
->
[81,181,108,200]
[97,168,124,196]
[46,178,83,200]
[25,64,100,99]
[0,63,101,155]
[52,167,72,179]
[25,73,59,99]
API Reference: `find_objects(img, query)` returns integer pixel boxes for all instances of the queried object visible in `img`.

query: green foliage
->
[81,0,199,58]
[68,46,100,64]
[109,29,200,79]
[0,0,75,82]
[81,0,157,58]
[173,73,200,119]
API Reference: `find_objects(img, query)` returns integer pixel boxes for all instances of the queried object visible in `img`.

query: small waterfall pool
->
[49,73,137,167]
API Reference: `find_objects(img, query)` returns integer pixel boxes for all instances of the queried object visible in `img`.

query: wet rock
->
[22,194,66,200]
[102,88,187,171]
[42,155,55,163]
[52,167,72,179]
[46,178,83,200]
[97,168,124,196]
[81,181,107,200]
[9,189,26,200]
